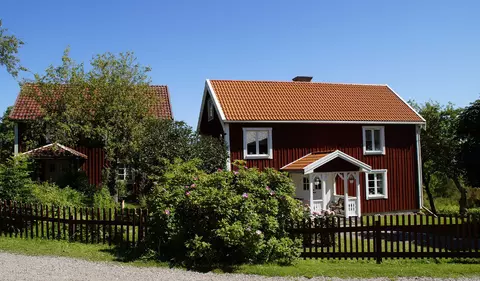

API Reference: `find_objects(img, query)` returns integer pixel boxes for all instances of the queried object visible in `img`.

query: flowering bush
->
[146,159,303,268]
[303,208,337,247]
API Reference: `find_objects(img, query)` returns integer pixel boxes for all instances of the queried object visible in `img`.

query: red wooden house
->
[9,84,173,186]
[198,76,426,217]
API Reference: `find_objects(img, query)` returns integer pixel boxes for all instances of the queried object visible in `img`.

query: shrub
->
[31,182,85,207]
[146,160,303,269]
[0,156,34,202]
[93,186,117,209]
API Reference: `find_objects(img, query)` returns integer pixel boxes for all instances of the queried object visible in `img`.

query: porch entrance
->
[281,150,373,218]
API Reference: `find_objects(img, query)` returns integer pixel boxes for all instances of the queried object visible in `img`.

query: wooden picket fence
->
[289,214,480,263]
[0,201,148,248]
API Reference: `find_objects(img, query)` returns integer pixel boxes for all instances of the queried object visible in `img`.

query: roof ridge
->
[208,79,388,87]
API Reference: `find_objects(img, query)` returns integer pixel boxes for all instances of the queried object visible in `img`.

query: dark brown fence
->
[290,214,480,263]
[0,201,147,248]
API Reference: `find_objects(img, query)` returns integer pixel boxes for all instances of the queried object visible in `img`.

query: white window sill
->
[366,195,387,200]
[364,150,385,155]
[244,154,272,160]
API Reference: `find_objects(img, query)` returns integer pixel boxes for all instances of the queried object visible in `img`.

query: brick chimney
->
[292,76,313,82]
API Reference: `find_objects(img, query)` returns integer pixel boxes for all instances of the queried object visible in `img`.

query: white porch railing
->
[311,200,323,213]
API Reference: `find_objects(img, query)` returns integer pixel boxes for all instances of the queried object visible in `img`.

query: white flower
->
[255,230,262,235]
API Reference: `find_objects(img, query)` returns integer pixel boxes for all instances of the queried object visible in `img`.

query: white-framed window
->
[242,127,273,159]
[303,176,321,190]
[117,163,128,181]
[362,126,385,155]
[365,170,388,200]
[207,99,214,122]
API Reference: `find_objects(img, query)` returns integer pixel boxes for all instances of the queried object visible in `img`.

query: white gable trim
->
[196,80,227,132]
[385,85,426,123]
[303,150,372,174]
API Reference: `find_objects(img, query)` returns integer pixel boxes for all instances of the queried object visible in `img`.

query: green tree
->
[0,107,15,163]
[0,19,25,77]
[24,48,155,201]
[411,101,467,215]
[457,99,480,188]
[134,119,228,193]
[0,155,34,202]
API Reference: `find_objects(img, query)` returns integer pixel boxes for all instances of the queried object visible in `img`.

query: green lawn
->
[0,237,479,278]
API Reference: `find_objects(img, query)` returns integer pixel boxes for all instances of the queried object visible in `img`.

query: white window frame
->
[242,127,273,159]
[207,99,214,122]
[117,164,128,181]
[362,126,385,155]
[365,169,388,200]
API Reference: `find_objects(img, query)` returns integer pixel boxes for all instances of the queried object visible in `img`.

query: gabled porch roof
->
[22,143,88,159]
[280,150,372,174]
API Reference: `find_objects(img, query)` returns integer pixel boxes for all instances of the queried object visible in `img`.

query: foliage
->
[135,119,227,193]
[457,99,480,188]
[23,48,155,198]
[0,19,26,77]
[146,159,303,268]
[31,181,85,207]
[0,155,34,202]
[0,107,15,164]
[92,187,117,209]
[410,100,467,214]
[191,134,228,173]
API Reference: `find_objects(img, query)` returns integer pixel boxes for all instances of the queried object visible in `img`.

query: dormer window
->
[362,126,385,155]
[207,99,214,121]
[243,128,273,159]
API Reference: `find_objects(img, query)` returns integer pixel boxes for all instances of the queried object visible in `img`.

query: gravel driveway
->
[0,251,477,281]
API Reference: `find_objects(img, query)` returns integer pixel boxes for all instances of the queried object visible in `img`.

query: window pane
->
[258,131,268,154]
[366,130,373,150]
[246,131,257,154]
[377,187,384,194]
[368,174,375,181]
[374,129,381,151]
[368,188,375,195]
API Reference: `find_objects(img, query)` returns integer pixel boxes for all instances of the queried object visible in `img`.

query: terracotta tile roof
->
[9,84,173,120]
[22,143,88,159]
[209,80,424,123]
[281,152,332,171]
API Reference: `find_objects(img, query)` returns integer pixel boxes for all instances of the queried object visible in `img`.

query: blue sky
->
[1,0,480,127]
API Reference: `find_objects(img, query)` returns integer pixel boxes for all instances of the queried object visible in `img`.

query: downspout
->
[14,124,19,155]
[224,123,231,171]
[415,125,423,209]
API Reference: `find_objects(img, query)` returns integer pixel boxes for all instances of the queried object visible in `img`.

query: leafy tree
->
[0,107,15,163]
[457,99,480,188]
[135,119,228,193]
[0,155,34,202]
[411,101,467,215]
[0,19,25,77]
[24,48,155,200]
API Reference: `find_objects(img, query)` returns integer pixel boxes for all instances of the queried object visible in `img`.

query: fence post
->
[68,215,75,242]
[374,219,382,264]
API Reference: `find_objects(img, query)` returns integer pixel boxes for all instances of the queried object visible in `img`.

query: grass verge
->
[0,237,479,278]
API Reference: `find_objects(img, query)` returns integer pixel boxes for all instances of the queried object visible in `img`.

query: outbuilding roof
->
[9,84,173,120]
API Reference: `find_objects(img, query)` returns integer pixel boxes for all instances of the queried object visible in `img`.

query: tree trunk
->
[452,176,467,216]
[424,174,437,214]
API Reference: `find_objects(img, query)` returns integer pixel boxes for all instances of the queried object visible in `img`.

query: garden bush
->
[0,156,34,202]
[146,159,303,269]
[31,182,85,207]
[92,186,118,209]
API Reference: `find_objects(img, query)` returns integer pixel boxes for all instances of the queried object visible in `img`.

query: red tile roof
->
[208,80,424,123]
[9,84,173,120]
[280,152,332,171]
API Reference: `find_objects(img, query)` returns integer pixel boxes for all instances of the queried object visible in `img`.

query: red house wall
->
[227,123,420,214]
